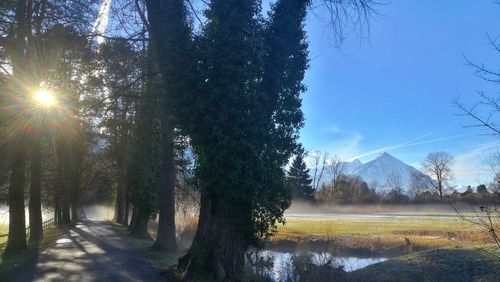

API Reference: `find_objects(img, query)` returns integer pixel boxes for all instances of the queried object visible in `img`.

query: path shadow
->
[12,219,163,282]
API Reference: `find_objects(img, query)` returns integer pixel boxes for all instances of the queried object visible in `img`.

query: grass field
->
[272,213,498,252]
[0,225,7,246]
[347,246,500,281]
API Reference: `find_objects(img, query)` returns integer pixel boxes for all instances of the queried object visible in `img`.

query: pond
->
[246,249,388,281]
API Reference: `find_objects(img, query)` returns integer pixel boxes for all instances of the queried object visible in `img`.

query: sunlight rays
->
[34,88,56,107]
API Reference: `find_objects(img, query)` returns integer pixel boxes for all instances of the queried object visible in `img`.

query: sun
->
[34,88,56,107]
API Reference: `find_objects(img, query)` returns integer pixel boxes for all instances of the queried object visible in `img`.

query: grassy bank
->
[347,246,500,281]
[273,214,497,253]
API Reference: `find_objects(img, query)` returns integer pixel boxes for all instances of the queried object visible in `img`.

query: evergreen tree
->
[477,184,488,194]
[288,149,314,201]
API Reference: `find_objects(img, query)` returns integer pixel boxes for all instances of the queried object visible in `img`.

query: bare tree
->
[481,151,500,195]
[452,12,500,250]
[326,155,346,200]
[368,180,379,193]
[309,151,329,191]
[453,204,500,249]
[452,153,500,250]
[386,172,403,197]
[422,152,454,198]
[455,33,499,135]
[455,93,500,135]
[409,171,426,198]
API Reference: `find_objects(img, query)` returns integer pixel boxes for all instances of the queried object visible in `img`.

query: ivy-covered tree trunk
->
[177,192,246,281]
[146,0,309,280]
[29,142,43,243]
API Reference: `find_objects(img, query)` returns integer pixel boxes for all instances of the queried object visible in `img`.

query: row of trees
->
[0,0,191,255]
[0,0,101,255]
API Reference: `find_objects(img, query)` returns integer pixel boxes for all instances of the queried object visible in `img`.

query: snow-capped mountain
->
[347,152,430,194]
[339,159,363,173]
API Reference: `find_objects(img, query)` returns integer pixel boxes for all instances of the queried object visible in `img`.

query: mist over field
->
[286,202,458,214]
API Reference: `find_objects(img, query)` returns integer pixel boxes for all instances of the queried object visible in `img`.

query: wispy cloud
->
[324,125,341,134]
[92,0,112,45]
[324,131,364,160]
[452,142,500,185]
[304,124,365,161]
[347,133,474,161]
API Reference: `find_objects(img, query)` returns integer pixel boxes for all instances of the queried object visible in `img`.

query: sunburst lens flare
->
[34,89,56,107]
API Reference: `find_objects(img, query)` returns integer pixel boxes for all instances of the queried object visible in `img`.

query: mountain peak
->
[351,159,363,165]
[376,151,397,160]
[349,151,433,195]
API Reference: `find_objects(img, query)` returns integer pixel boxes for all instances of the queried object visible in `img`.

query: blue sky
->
[298,1,500,185]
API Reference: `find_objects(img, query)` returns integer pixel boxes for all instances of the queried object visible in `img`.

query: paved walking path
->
[13,219,163,282]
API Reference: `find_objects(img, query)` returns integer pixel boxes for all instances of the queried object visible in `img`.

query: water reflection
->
[247,249,387,281]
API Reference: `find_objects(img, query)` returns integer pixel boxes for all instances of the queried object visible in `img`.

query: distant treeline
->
[287,149,499,205]
[312,176,499,205]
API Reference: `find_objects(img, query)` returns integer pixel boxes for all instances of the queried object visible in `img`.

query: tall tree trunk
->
[123,198,130,226]
[128,205,139,232]
[153,114,177,251]
[129,207,150,238]
[178,192,246,281]
[56,161,71,225]
[29,141,43,243]
[115,164,126,224]
[4,152,28,255]
[4,0,30,257]
[54,194,61,224]
[70,167,80,222]
[71,191,79,222]
[146,0,177,251]
[61,192,71,224]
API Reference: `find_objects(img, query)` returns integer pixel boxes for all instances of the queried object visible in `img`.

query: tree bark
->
[29,141,43,243]
[153,114,177,251]
[178,192,246,281]
[123,198,130,226]
[141,0,177,252]
[129,207,150,238]
[128,205,139,232]
[4,151,28,255]
[115,164,126,224]
[71,190,79,222]
[61,192,71,224]
[4,0,30,257]
[54,193,61,224]
[70,166,80,222]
